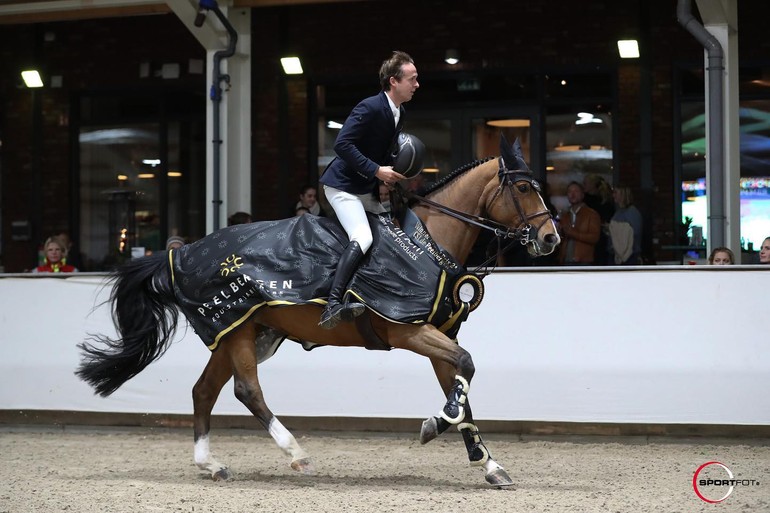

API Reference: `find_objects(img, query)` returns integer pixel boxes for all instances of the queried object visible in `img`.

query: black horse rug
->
[169,210,478,351]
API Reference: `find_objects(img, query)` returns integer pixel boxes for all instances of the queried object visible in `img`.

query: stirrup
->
[337,301,365,321]
[318,303,342,329]
[318,301,365,329]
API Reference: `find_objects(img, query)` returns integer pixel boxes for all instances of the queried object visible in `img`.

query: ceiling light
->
[617,39,640,59]
[327,120,343,129]
[167,171,182,177]
[575,112,603,125]
[137,173,155,179]
[142,158,161,166]
[486,119,531,128]
[280,57,303,75]
[422,167,440,173]
[21,70,43,88]
[444,49,459,65]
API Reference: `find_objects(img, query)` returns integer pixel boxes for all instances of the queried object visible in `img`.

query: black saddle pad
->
[170,211,467,350]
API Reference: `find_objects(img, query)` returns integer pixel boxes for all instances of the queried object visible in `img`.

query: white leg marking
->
[268,417,308,461]
[194,435,227,474]
[483,458,504,474]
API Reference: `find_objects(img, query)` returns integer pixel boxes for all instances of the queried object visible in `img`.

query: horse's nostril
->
[544,233,558,244]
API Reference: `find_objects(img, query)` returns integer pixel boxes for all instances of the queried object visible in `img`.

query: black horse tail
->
[75,251,180,397]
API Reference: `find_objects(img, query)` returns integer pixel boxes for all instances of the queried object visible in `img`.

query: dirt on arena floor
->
[0,425,768,512]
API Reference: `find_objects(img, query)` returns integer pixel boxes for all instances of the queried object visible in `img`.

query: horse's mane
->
[418,156,496,198]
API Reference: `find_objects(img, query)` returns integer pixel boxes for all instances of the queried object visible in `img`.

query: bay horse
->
[76,135,559,487]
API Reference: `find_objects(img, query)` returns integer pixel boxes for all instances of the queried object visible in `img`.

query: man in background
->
[557,181,601,265]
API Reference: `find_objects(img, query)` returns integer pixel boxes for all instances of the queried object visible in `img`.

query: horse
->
[76,135,560,487]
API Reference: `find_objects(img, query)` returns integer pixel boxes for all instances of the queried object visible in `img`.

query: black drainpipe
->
[195,0,238,231]
[677,0,725,248]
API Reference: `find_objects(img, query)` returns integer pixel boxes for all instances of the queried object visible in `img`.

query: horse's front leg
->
[227,323,314,475]
[422,357,513,487]
[192,345,234,480]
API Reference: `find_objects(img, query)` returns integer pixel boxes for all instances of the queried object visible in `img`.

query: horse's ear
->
[511,137,532,173]
[499,133,516,169]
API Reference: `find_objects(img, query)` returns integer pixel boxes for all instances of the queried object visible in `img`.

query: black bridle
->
[405,157,554,271]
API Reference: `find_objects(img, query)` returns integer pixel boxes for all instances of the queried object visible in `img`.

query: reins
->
[403,157,553,274]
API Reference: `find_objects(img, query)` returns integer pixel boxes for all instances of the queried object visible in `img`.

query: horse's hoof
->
[420,416,439,445]
[212,467,232,481]
[485,467,514,487]
[290,457,315,475]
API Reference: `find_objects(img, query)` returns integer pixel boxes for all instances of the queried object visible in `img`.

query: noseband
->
[491,157,554,245]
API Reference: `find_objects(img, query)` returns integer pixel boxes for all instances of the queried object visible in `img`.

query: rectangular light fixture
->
[21,70,44,88]
[280,57,303,75]
[617,40,640,59]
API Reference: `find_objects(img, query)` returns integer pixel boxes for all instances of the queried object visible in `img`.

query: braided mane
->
[419,156,496,197]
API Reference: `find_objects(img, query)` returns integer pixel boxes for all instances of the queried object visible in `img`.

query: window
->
[545,104,613,213]
[76,92,205,270]
[680,98,770,249]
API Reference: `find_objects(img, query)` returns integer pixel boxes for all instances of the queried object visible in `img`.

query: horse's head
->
[484,134,560,257]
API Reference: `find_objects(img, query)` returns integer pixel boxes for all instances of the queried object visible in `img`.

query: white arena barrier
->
[0,267,767,426]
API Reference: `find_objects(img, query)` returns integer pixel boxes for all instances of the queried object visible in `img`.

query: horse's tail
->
[75,251,180,397]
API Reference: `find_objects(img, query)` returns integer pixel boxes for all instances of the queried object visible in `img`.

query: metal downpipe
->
[195,0,238,231]
[677,0,725,248]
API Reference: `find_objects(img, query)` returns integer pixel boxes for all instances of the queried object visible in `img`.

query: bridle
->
[404,157,554,271]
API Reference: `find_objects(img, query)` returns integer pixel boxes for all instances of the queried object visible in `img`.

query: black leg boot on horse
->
[319,240,366,329]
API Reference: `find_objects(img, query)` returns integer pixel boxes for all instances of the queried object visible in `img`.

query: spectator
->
[295,206,310,217]
[166,235,185,251]
[759,236,770,264]
[317,50,416,328]
[228,211,252,226]
[557,181,601,265]
[582,174,614,265]
[295,185,321,216]
[708,247,734,265]
[608,186,643,265]
[57,231,84,270]
[379,182,392,212]
[33,236,79,273]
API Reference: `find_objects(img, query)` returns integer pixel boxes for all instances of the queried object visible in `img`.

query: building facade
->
[1,0,768,272]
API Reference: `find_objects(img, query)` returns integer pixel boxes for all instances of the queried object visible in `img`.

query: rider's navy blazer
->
[320,90,404,195]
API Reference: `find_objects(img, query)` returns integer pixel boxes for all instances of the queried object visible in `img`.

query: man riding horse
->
[318,50,419,329]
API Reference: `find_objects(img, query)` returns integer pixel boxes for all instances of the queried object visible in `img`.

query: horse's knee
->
[457,350,475,380]
[233,379,260,405]
[192,379,217,405]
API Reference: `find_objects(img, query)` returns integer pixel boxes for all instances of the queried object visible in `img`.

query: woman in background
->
[608,186,643,265]
[759,236,770,264]
[33,236,79,273]
[708,247,734,265]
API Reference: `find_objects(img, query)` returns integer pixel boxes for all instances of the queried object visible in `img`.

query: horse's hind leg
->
[422,357,513,487]
[227,323,314,475]
[192,347,234,480]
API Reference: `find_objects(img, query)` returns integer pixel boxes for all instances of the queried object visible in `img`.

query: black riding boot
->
[318,241,366,329]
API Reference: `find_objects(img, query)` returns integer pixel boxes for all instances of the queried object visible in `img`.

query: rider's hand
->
[375,166,407,186]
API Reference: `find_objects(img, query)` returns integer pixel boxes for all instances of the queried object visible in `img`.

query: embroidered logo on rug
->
[220,254,244,276]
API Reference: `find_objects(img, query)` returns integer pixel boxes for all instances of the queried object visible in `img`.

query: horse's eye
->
[517,183,530,193]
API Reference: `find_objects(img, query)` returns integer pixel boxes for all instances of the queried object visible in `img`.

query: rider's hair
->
[379,51,414,91]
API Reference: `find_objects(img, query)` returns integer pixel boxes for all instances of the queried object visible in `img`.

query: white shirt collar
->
[385,93,400,126]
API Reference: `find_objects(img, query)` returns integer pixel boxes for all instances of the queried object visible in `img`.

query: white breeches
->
[324,185,386,253]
